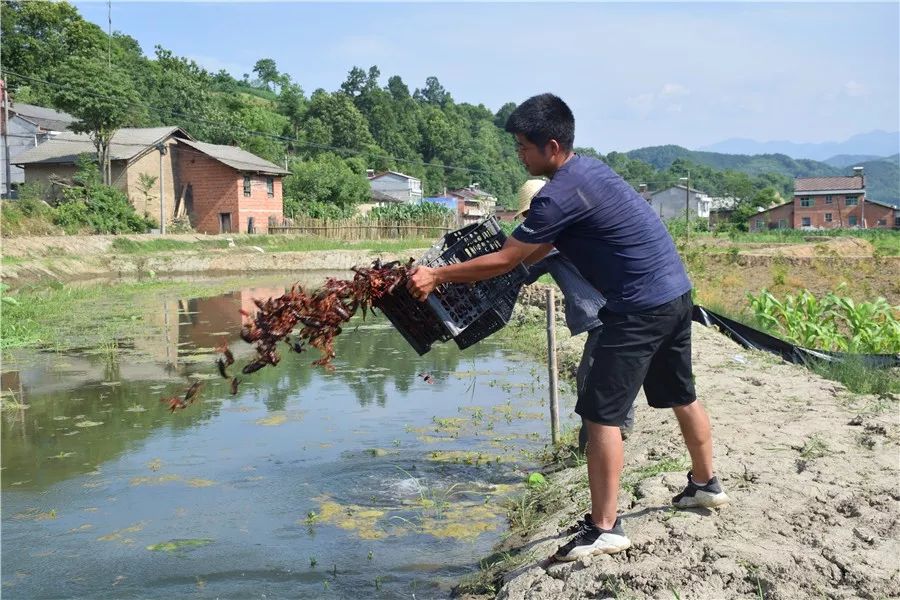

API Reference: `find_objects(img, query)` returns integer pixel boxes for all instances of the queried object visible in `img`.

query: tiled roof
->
[178,138,289,175]
[13,127,188,165]
[794,176,863,192]
[369,170,419,181]
[10,102,75,132]
[371,189,403,203]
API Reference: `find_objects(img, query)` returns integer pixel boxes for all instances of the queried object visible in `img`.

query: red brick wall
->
[237,174,283,234]
[750,203,794,231]
[791,194,895,229]
[174,148,240,234]
[174,149,284,234]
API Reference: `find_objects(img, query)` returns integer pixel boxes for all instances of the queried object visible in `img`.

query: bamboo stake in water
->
[546,287,560,444]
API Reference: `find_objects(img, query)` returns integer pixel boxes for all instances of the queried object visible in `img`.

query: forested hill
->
[2,1,896,213]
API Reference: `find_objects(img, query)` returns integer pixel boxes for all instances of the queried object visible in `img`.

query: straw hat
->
[515,179,547,219]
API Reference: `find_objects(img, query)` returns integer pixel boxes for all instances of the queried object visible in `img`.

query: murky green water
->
[2,275,575,599]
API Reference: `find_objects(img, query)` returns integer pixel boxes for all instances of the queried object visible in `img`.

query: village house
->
[367,170,423,204]
[0,86,76,196]
[13,126,288,234]
[749,173,899,230]
[648,185,712,222]
[355,189,406,216]
[709,196,740,228]
[174,138,289,234]
[448,185,497,224]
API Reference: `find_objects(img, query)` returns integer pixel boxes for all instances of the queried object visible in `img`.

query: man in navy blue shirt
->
[408,94,729,562]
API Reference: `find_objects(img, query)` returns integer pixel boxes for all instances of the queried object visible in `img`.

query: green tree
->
[252,58,281,91]
[277,77,307,141]
[282,153,370,215]
[0,0,106,99]
[493,102,517,129]
[414,76,451,106]
[50,56,144,184]
[732,187,782,229]
[301,90,375,152]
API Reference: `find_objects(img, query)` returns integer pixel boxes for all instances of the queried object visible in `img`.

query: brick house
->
[13,127,191,221]
[174,139,288,234]
[14,127,288,234]
[750,175,899,230]
[448,185,497,224]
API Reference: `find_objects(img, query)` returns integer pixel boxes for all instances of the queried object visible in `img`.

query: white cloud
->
[844,80,868,97]
[661,83,690,97]
[626,83,690,117]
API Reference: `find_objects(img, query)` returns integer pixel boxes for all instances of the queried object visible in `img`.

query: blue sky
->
[74,2,899,153]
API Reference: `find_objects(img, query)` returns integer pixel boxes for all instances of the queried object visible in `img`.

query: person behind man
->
[409,93,729,562]
[516,179,634,449]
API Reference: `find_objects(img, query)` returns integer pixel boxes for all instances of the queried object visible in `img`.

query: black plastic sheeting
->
[692,305,900,369]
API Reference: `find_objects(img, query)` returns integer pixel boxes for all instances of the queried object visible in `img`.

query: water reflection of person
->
[515,180,635,451]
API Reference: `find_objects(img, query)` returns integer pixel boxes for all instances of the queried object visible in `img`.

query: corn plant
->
[748,288,900,354]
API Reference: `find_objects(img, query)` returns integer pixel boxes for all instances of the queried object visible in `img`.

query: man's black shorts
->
[576,291,695,426]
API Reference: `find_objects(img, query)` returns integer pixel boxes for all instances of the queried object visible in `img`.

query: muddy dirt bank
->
[460,293,898,600]
[0,234,426,288]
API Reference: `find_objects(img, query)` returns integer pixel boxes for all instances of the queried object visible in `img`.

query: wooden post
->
[546,287,560,444]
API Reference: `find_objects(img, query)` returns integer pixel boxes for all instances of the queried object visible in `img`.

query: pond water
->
[1,275,576,599]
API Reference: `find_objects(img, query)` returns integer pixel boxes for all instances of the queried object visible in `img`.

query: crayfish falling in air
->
[162,259,413,412]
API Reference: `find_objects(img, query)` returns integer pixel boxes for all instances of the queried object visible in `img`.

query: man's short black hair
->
[504,94,575,152]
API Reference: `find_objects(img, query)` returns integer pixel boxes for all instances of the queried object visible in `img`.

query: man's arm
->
[523,243,554,265]
[407,237,544,301]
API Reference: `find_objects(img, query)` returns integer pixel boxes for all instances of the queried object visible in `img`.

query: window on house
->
[845,196,858,206]
[877,219,887,226]
[824,213,832,223]
[801,217,811,227]
[848,215,858,226]
[266,177,274,197]
[825,195,833,204]
[895,217,900,228]
[800,197,814,207]
[243,176,251,197]
[754,219,764,230]
[778,219,787,229]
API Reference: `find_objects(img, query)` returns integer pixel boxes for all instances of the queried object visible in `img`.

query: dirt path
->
[468,308,898,600]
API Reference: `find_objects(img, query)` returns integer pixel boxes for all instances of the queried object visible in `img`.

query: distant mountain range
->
[698,130,899,162]
[625,145,900,206]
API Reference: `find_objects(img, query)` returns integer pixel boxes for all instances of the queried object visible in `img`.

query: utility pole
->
[854,166,865,228]
[679,174,690,242]
[2,80,11,198]
[107,0,112,69]
[157,143,167,234]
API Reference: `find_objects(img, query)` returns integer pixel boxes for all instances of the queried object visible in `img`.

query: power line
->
[1,69,521,180]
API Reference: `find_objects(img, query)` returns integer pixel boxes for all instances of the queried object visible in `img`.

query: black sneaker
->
[563,513,592,535]
[672,471,730,508]
[554,515,630,561]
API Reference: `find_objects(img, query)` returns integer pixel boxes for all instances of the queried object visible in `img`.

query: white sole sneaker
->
[673,489,730,508]
[555,534,631,561]
[555,517,631,562]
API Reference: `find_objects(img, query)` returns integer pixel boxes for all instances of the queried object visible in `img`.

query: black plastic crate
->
[375,281,451,355]
[424,217,528,336]
[453,282,521,350]
[374,216,527,354]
